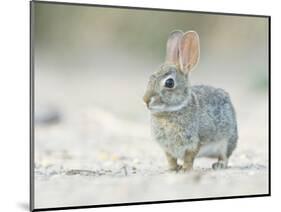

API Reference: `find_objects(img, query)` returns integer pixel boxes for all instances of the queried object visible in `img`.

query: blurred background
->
[33,2,269,209]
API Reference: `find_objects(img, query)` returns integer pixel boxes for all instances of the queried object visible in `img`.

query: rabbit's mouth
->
[145,96,164,111]
[147,97,188,113]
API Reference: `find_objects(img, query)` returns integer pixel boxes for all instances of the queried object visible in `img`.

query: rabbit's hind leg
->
[212,154,228,170]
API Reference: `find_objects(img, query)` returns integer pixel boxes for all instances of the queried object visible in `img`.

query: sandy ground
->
[34,67,269,209]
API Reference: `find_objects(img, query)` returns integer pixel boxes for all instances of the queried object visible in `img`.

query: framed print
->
[30,1,270,211]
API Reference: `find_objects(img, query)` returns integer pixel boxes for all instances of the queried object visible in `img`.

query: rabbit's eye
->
[164,78,174,88]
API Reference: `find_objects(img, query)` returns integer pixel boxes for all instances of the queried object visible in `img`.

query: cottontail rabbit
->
[143,30,238,171]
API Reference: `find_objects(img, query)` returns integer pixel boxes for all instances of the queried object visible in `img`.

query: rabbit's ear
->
[179,31,200,74]
[165,30,183,64]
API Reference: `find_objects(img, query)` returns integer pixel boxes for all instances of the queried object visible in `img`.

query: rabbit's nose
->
[143,95,150,107]
[143,92,152,107]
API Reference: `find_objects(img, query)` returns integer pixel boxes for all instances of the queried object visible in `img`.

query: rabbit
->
[143,30,238,171]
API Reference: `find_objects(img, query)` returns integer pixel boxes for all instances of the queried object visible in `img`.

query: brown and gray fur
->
[143,30,238,171]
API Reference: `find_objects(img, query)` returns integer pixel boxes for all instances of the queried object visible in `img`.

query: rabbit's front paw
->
[180,148,198,172]
[181,164,193,172]
[165,152,181,172]
[169,164,182,172]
